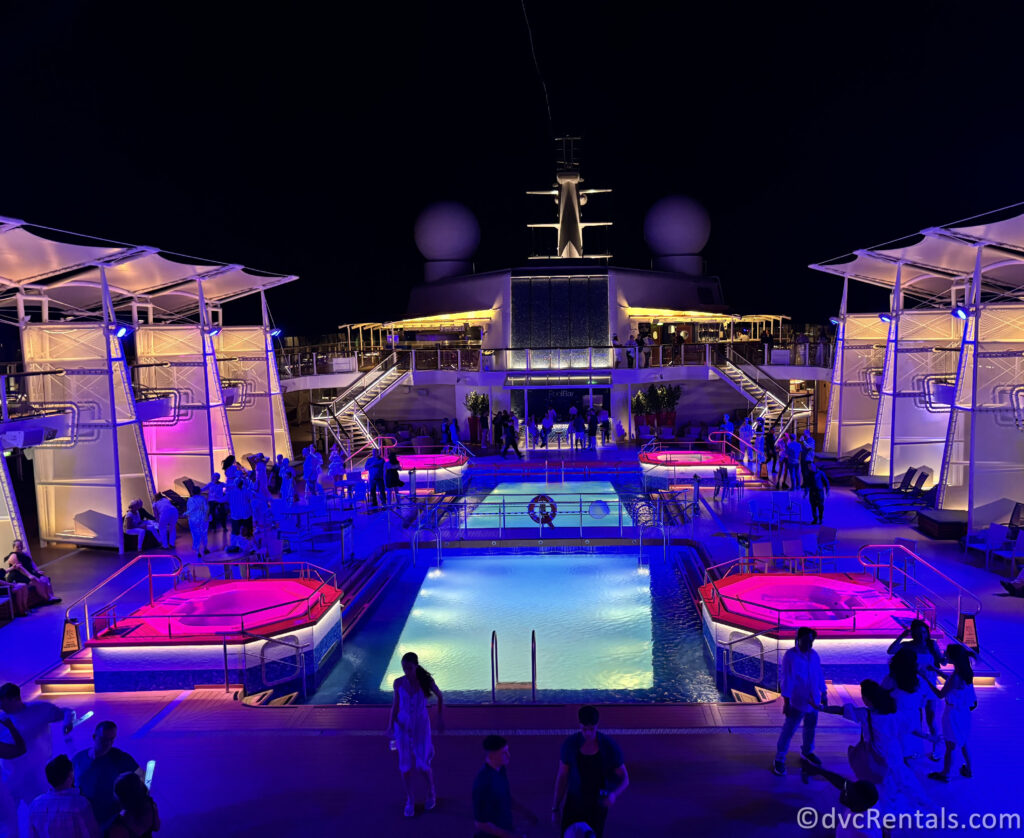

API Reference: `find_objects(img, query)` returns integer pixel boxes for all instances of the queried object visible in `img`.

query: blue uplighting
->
[269,327,282,337]
[878,313,893,323]
[952,305,969,320]
[115,324,133,338]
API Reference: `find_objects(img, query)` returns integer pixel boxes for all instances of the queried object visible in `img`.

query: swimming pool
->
[311,549,724,704]
[461,480,637,530]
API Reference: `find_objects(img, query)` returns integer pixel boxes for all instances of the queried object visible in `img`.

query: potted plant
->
[645,384,661,428]
[631,390,648,432]
[658,384,681,431]
[463,391,488,444]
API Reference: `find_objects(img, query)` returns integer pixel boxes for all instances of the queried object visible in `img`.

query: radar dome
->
[644,196,711,255]
[414,201,480,262]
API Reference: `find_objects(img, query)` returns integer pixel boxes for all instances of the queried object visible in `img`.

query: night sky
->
[2,1,1022,337]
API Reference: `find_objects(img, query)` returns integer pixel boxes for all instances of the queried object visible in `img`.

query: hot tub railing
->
[61,552,184,656]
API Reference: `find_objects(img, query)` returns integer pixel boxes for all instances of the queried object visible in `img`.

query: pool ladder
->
[490,629,537,703]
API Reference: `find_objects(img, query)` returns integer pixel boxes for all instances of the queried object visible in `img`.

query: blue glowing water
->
[311,549,724,704]
[462,480,636,530]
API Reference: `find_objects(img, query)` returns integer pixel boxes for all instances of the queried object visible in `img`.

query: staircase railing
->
[718,346,791,406]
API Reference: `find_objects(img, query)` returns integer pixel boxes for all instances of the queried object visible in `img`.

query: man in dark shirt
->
[72,721,140,829]
[472,735,536,838]
[551,706,629,838]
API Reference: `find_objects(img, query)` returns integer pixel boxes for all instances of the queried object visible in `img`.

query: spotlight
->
[114,324,133,339]
[828,316,840,325]
[878,313,893,323]
[951,306,968,320]
[208,327,222,337]
[269,328,282,337]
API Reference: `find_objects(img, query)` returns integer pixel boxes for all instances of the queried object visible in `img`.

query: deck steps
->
[36,649,95,696]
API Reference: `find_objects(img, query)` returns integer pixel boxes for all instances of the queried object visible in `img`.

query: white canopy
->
[809,204,1024,305]
[0,216,296,319]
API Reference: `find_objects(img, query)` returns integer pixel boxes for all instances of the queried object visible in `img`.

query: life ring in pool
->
[527,494,558,528]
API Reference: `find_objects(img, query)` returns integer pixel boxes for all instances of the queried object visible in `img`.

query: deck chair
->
[857,467,916,500]
[868,471,928,508]
[992,538,1024,575]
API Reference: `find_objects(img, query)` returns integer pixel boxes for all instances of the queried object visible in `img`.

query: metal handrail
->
[638,523,667,565]
[412,526,441,567]
[707,430,762,463]
[531,630,537,702]
[857,543,983,616]
[236,629,308,698]
[490,630,498,703]
[328,350,398,414]
[63,552,183,643]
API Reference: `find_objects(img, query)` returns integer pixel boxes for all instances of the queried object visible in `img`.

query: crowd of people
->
[0,683,158,838]
[773,620,978,824]
[386,651,626,837]
[716,415,830,524]
[121,451,307,560]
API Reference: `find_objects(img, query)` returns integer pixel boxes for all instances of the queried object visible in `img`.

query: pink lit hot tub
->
[700,573,916,637]
[91,579,342,644]
[639,451,737,467]
[87,578,344,693]
[397,453,467,470]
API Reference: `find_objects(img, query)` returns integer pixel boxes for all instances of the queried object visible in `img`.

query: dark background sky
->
[2,1,1022,337]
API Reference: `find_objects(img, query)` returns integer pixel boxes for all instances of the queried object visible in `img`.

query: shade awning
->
[0,216,296,319]
[810,204,1024,304]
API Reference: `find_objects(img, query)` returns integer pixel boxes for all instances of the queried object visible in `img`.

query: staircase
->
[312,352,410,454]
[711,347,812,434]
[36,649,95,696]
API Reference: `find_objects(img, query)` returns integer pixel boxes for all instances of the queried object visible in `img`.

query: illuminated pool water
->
[463,480,636,530]
[311,549,724,704]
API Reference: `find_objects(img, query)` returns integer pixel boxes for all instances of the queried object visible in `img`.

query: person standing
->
[365,450,387,510]
[480,411,490,448]
[540,410,554,449]
[612,335,623,369]
[763,427,778,484]
[772,627,826,775]
[71,722,139,831]
[104,773,159,838]
[185,487,209,558]
[440,419,451,447]
[0,683,75,834]
[784,434,803,490]
[388,652,443,817]
[449,417,460,448]
[923,644,977,783]
[501,421,523,460]
[803,462,830,525]
[551,706,629,838]
[598,408,610,446]
[225,477,253,556]
[385,450,403,507]
[625,335,635,369]
[738,417,754,469]
[886,619,945,761]
[27,755,99,838]
[472,736,537,838]
[204,473,229,546]
[586,410,598,452]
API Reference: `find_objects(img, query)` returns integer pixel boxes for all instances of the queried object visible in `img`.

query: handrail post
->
[223,635,230,693]
[490,630,498,703]
[531,630,537,702]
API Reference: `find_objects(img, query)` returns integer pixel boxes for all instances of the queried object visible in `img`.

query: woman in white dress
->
[921,644,977,782]
[387,651,444,817]
[819,679,927,814]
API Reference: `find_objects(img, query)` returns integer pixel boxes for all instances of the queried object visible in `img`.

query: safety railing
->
[228,629,308,698]
[61,552,184,655]
[434,492,670,541]
[856,543,983,619]
[65,557,337,650]
[699,544,983,645]
[280,340,832,379]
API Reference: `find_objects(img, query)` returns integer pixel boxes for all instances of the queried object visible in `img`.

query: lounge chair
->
[857,468,917,500]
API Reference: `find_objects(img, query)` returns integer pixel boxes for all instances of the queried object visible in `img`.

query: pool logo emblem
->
[589,499,610,520]
[527,494,558,529]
